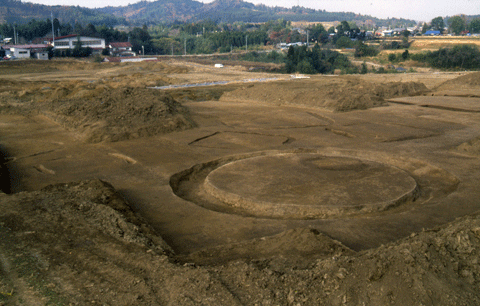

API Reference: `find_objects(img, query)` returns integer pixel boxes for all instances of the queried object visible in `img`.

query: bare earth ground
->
[1,59,480,305]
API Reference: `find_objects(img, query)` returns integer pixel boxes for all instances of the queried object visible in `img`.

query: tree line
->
[422,16,480,35]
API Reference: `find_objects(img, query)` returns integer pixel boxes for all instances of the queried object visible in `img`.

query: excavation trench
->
[0,145,14,194]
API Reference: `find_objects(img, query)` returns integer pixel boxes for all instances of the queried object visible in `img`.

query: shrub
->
[354,41,379,57]
[93,54,103,63]
[336,36,354,49]
[360,62,368,74]
[381,37,411,50]
[297,60,316,74]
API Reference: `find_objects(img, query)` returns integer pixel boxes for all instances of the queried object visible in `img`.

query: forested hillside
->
[1,0,416,27]
[0,0,126,25]
[99,0,202,23]
[99,0,404,25]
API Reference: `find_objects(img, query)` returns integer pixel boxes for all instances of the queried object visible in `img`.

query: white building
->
[2,44,49,59]
[13,48,30,58]
[48,34,105,51]
[35,51,49,60]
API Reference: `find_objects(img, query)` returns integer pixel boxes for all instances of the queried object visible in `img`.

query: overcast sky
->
[25,0,480,22]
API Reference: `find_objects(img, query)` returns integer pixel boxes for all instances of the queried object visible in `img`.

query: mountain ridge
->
[0,0,417,26]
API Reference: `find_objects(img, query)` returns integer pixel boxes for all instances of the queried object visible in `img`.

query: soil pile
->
[221,76,427,111]
[0,59,189,76]
[39,87,195,143]
[435,72,480,89]
[0,59,95,75]
[0,180,235,305]
[432,72,480,96]
[0,80,195,143]
[1,179,480,305]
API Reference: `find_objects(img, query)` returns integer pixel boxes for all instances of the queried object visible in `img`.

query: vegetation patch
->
[411,45,480,70]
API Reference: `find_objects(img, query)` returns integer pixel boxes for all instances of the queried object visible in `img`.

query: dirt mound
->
[181,228,355,266]
[0,59,101,75]
[430,72,480,97]
[455,136,480,156]
[125,60,190,74]
[0,59,189,76]
[39,87,195,143]
[1,180,480,305]
[0,61,195,143]
[0,77,195,143]
[212,212,480,306]
[0,180,236,305]
[435,72,480,90]
[221,76,427,112]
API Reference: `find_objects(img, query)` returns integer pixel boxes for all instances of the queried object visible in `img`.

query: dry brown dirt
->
[221,76,428,111]
[410,37,480,50]
[1,59,480,305]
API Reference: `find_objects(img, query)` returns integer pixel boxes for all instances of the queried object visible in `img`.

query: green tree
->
[411,45,480,69]
[469,18,480,34]
[130,26,153,55]
[83,23,97,37]
[430,17,445,31]
[448,16,466,35]
[360,62,368,74]
[308,23,326,44]
[336,21,350,36]
[285,46,296,73]
[297,59,315,74]
[73,22,84,34]
[421,22,428,34]
[335,36,354,48]
[340,21,351,33]
[354,41,378,57]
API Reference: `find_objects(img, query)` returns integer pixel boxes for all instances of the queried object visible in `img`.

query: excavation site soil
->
[1,58,480,305]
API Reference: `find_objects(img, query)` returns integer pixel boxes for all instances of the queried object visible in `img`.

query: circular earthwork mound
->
[170,150,424,219]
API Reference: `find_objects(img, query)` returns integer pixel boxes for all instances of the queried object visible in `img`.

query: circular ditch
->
[170,150,421,219]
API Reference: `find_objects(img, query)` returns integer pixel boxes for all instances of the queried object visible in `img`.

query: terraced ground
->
[1,59,480,305]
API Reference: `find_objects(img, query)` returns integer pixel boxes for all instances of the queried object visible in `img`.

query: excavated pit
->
[170,150,421,219]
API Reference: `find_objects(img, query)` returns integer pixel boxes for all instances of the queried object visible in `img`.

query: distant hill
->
[1,0,417,26]
[99,0,390,25]
[99,0,202,24]
[0,0,126,25]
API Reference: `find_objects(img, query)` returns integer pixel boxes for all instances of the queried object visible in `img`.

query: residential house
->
[2,44,48,59]
[11,48,30,58]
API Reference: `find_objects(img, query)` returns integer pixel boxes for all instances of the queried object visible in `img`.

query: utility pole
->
[51,12,55,46]
[13,25,16,45]
[171,44,174,56]
[142,45,145,56]
[184,38,186,55]
[245,35,248,51]
[307,30,309,47]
